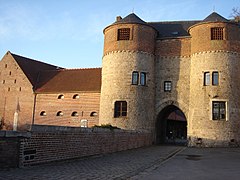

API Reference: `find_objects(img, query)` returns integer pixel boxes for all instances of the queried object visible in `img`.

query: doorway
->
[156,105,187,145]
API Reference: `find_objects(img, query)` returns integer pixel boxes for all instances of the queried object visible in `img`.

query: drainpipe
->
[31,93,37,131]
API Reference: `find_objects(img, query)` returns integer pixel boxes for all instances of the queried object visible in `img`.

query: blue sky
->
[0,0,239,68]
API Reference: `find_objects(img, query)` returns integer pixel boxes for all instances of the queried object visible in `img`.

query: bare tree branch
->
[231,7,240,22]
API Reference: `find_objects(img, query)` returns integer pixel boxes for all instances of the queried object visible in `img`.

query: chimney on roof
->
[116,16,122,22]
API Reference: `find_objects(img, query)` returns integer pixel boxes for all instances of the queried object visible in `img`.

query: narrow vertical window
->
[140,72,146,86]
[132,71,139,85]
[117,28,130,40]
[212,72,219,85]
[114,101,127,118]
[204,72,210,86]
[211,27,224,40]
[5,64,7,68]
[212,101,226,120]
[164,81,172,92]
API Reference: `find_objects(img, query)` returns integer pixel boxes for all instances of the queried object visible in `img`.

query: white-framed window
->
[80,119,88,128]
[164,81,172,92]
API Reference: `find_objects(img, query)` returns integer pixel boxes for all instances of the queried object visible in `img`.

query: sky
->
[0,0,239,68]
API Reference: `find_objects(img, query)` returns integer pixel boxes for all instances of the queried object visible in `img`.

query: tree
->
[231,7,240,22]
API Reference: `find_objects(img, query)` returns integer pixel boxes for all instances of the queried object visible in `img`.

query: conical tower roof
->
[113,13,147,25]
[203,12,229,22]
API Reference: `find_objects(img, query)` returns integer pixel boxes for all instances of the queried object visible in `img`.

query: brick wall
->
[17,125,152,167]
[104,24,157,55]
[0,131,30,168]
[34,92,100,127]
[0,52,34,131]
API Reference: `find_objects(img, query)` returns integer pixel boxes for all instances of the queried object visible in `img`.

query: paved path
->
[0,146,182,180]
[131,147,240,180]
[2,146,240,180]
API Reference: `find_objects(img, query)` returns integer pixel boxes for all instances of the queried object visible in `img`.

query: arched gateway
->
[156,105,187,145]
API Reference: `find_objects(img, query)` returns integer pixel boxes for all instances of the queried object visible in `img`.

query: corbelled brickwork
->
[1,12,240,148]
[103,24,157,55]
[99,12,240,147]
[188,51,240,147]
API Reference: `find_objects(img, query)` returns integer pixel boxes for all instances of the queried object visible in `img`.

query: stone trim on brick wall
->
[191,50,240,57]
[103,50,155,58]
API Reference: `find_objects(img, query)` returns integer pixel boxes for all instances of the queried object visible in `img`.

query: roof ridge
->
[148,20,201,24]
[60,67,102,71]
[10,52,60,68]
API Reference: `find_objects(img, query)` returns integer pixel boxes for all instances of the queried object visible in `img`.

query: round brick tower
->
[188,12,240,147]
[99,13,157,131]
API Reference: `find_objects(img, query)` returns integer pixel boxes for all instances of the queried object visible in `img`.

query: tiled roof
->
[203,12,229,22]
[113,13,147,25]
[11,52,61,86]
[114,12,231,39]
[10,52,101,93]
[35,68,102,93]
[148,21,200,38]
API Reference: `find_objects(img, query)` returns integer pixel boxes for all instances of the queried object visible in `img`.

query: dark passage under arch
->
[156,105,187,145]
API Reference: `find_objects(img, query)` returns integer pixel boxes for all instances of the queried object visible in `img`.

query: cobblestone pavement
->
[0,146,182,180]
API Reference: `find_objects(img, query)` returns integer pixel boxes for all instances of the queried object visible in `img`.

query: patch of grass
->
[93,124,120,130]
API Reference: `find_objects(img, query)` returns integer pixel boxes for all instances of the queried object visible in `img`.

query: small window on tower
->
[212,72,219,85]
[132,71,139,85]
[211,27,224,40]
[117,28,130,41]
[140,72,146,86]
[114,101,127,118]
[204,72,210,86]
[212,101,226,120]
